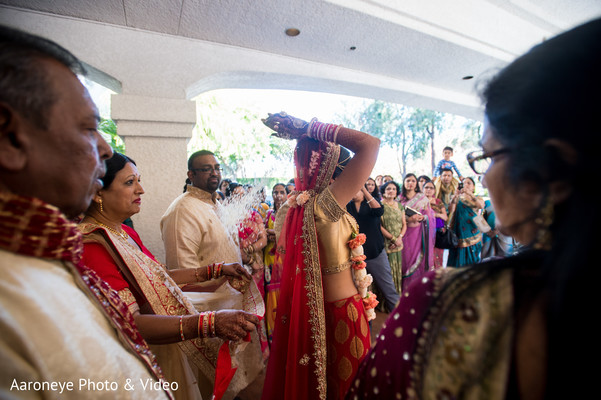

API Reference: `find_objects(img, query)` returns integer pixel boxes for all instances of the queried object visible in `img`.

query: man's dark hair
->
[187,150,215,170]
[0,25,85,130]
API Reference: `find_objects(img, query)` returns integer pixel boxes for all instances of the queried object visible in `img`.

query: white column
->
[111,94,196,263]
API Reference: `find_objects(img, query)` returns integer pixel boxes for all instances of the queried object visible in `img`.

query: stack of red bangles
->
[198,311,216,338]
[206,262,223,280]
[308,119,342,143]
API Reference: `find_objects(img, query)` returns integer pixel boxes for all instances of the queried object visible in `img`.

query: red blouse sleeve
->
[122,224,158,263]
[82,242,130,292]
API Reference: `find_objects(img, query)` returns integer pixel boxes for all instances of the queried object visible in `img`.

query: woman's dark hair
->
[422,180,436,191]
[380,180,401,198]
[225,182,242,197]
[272,182,286,192]
[417,175,431,184]
[365,177,381,200]
[286,179,296,194]
[401,173,420,198]
[463,177,476,190]
[101,152,136,189]
[219,178,232,190]
[480,17,601,398]
[332,145,352,180]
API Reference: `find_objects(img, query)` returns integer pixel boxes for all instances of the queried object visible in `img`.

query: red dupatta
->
[262,137,341,400]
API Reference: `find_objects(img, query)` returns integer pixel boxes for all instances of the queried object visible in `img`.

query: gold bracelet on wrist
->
[179,315,186,341]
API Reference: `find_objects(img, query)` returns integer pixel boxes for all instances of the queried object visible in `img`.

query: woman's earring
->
[533,199,553,250]
[98,198,104,213]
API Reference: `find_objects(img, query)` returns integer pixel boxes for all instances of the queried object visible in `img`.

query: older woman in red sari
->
[79,153,263,400]
[260,112,380,400]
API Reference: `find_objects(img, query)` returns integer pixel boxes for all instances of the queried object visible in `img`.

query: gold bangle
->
[179,315,186,341]
[210,312,216,337]
[202,312,210,338]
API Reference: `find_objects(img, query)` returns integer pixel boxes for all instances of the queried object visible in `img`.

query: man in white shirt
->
[161,150,265,400]
[0,25,170,399]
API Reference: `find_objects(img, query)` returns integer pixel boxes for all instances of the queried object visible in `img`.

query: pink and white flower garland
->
[348,232,378,321]
[286,190,311,208]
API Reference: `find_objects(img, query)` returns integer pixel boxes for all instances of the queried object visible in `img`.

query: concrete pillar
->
[111,94,196,263]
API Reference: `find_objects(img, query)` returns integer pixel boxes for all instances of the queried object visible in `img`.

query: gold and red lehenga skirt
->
[325,293,371,400]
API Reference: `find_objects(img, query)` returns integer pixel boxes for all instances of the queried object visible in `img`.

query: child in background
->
[434,146,463,180]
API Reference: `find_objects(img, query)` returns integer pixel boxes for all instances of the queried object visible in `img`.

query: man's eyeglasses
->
[190,166,222,174]
[467,148,510,175]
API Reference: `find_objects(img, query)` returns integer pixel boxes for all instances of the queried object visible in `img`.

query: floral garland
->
[286,190,311,208]
[347,232,378,321]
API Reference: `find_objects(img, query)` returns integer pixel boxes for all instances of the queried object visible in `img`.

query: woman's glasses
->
[467,148,510,175]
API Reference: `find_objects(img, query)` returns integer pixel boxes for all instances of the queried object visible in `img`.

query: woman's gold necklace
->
[89,216,130,240]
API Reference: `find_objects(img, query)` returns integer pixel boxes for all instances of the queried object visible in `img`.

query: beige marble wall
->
[112,95,196,263]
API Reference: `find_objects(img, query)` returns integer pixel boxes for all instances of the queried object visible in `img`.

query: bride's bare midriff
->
[322,267,359,302]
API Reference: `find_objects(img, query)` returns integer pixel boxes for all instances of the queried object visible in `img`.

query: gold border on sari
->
[79,222,264,385]
[300,142,340,400]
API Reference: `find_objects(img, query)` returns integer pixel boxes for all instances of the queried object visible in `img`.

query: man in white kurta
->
[161,184,241,269]
[160,151,265,400]
[0,243,169,400]
[0,26,169,399]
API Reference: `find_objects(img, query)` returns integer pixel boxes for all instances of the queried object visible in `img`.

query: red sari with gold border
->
[79,222,264,400]
[262,137,370,400]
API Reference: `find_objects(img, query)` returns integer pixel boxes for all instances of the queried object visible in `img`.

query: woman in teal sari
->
[447,177,485,267]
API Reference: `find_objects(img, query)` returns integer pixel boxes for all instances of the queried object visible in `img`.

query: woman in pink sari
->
[260,112,380,400]
[399,173,436,291]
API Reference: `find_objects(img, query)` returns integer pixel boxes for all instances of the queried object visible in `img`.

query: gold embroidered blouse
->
[314,187,357,275]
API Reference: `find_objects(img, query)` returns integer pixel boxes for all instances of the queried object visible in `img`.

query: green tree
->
[98,118,125,153]
[189,95,294,180]
[458,118,482,150]
[342,100,430,178]
[407,109,445,175]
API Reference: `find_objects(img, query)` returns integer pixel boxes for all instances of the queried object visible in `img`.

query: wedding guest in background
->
[399,174,435,290]
[447,177,485,267]
[365,177,381,201]
[348,17,601,400]
[379,180,407,294]
[423,180,448,269]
